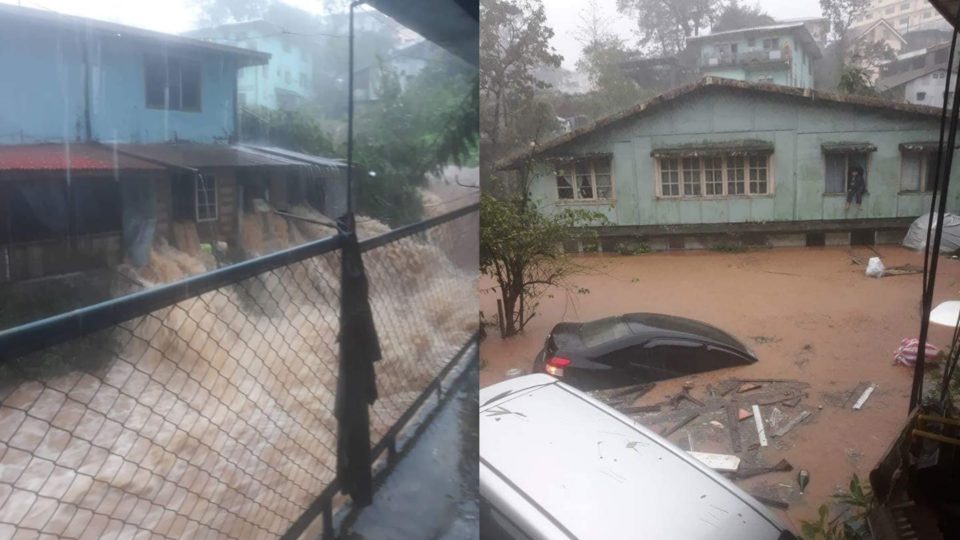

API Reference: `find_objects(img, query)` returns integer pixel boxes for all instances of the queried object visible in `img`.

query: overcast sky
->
[0,0,339,33]
[545,0,825,69]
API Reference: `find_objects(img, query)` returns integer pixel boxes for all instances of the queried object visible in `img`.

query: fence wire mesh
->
[0,205,478,539]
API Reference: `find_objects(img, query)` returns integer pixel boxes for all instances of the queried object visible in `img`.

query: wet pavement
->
[341,359,479,540]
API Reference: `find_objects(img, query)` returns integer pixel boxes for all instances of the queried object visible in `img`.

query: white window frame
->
[195,175,218,222]
[823,153,869,195]
[655,154,773,199]
[554,158,615,202]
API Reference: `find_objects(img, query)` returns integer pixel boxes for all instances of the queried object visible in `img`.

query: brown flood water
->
[479,245,960,528]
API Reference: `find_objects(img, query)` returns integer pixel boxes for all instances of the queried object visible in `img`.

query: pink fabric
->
[894,338,941,367]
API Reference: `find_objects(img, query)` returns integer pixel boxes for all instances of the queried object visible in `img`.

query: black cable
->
[912,3,960,411]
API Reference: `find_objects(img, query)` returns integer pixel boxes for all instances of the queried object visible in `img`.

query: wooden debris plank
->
[726,404,742,453]
[853,385,876,410]
[661,411,700,438]
[752,404,768,447]
[688,451,741,472]
[730,459,793,480]
[751,494,790,510]
[771,410,811,438]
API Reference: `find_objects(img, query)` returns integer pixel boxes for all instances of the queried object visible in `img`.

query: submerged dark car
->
[532,313,757,390]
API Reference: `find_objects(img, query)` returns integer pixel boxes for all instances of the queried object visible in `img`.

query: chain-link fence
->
[0,203,479,540]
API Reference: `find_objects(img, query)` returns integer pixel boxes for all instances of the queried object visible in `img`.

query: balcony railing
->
[701,48,791,68]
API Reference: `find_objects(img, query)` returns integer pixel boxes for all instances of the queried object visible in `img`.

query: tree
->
[197,0,273,24]
[837,64,879,96]
[711,0,775,33]
[819,0,870,43]
[480,192,606,337]
[616,0,721,56]
[480,0,562,179]
[574,1,651,118]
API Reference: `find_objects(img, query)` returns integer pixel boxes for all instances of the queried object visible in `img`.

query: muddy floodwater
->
[479,245,960,527]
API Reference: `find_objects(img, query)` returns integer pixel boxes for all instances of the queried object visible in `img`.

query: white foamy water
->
[0,198,477,538]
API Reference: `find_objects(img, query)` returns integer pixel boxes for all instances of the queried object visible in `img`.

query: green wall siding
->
[529,89,958,226]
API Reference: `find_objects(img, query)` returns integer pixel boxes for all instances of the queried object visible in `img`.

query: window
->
[196,175,217,221]
[145,55,201,111]
[885,6,895,14]
[554,158,613,201]
[936,49,948,64]
[913,56,925,69]
[172,173,217,221]
[763,38,779,50]
[901,151,937,191]
[900,2,909,10]
[900,16,909,26]
[727,156,745,195]
[917,91,927,101]
[73,179,122,235]
[748,156,768,194]
[748,38,756,47]
[824,153,868,194]
[657,154,770,198]
[659,158,680,197]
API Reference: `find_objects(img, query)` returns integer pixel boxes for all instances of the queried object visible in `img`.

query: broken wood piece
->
[726,404,742,453]
[853,385,876,410]
[719,380,740,396]
[618,404,662,414]
[752,404,768,447]
[843,382,869,409]
[738,383,762,393]
[771,410,812,438]
[608,382,655,399]
[782,396,802,408]
[751,494,790,510]
[661,411,700,437]
[688,451,741,472]
[738,408,753,421]
[729,459,793,479]
[758,392,807,407]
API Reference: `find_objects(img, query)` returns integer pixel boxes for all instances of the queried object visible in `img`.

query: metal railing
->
[0,202,479,539]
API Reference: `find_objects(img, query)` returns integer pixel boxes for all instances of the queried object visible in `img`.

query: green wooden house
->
[500,77,960,251]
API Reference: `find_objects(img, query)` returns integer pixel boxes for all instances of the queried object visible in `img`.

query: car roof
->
[480,374,786,540]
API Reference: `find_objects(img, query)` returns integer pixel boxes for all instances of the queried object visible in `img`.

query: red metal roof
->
[0,144,163,172]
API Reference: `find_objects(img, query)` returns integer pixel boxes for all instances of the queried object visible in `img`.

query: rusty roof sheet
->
[498,77,945,170]
[0,143,163,172]
[114,143,310,169]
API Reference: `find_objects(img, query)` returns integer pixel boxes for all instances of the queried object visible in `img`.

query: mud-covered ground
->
[479,245,960,528]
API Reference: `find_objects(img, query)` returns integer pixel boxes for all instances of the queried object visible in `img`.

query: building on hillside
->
[0,4,345,283]
[852,0,951,34]
[185,20,315,111]
[849,19,908,56]
[353,39,450,101]
[879,42,958,107]
[688,24,821,89]
[901,27,954,51]
[497,77,959,252]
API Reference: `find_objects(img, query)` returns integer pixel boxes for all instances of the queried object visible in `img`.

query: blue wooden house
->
[0,4,345,282]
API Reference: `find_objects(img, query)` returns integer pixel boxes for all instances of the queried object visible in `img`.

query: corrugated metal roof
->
[0,143,163,172]
[238,144,347,169]
[114,143,309,169]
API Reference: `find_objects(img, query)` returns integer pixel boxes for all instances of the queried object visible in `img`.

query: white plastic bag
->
[866,256,885,278]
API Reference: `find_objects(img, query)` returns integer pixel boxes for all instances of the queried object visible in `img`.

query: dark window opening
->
[806,233,826,247]
[4,180,69,244]
[851,230,875,246]
[73,179,122,235]
[825,152,867,194]
[917,91,927,101]
[172,174,195,220]
[145,55,202,112]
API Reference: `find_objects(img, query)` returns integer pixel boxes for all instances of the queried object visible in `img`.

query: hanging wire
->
[911,2,960,411]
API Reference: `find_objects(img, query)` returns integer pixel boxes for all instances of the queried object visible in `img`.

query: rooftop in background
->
[688,22,823,59]
[498,76,944,169]
[0,3,270,67]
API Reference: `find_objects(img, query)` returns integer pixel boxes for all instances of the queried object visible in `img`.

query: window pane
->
[171,174,195,220]
[594,158,611,174]
[726,156,745,195]
[576,163,593,198]
[145,55,166,108]
[825,155,845,193]
[660,158,679,196]
[180,62,201,110]
[925,153,938,191]
[682,157,701,196]
[168,58,183,110]
[704,157,723,195]
[595,174,612,199]
[901,153,920,191]
[749,156,768,194]
[556,172,574,199]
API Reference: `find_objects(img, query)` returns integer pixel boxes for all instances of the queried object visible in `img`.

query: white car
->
[480,374,797,540]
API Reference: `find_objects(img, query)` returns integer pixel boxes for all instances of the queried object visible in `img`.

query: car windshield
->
[578,317,632,347]
[629,314,747,351]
